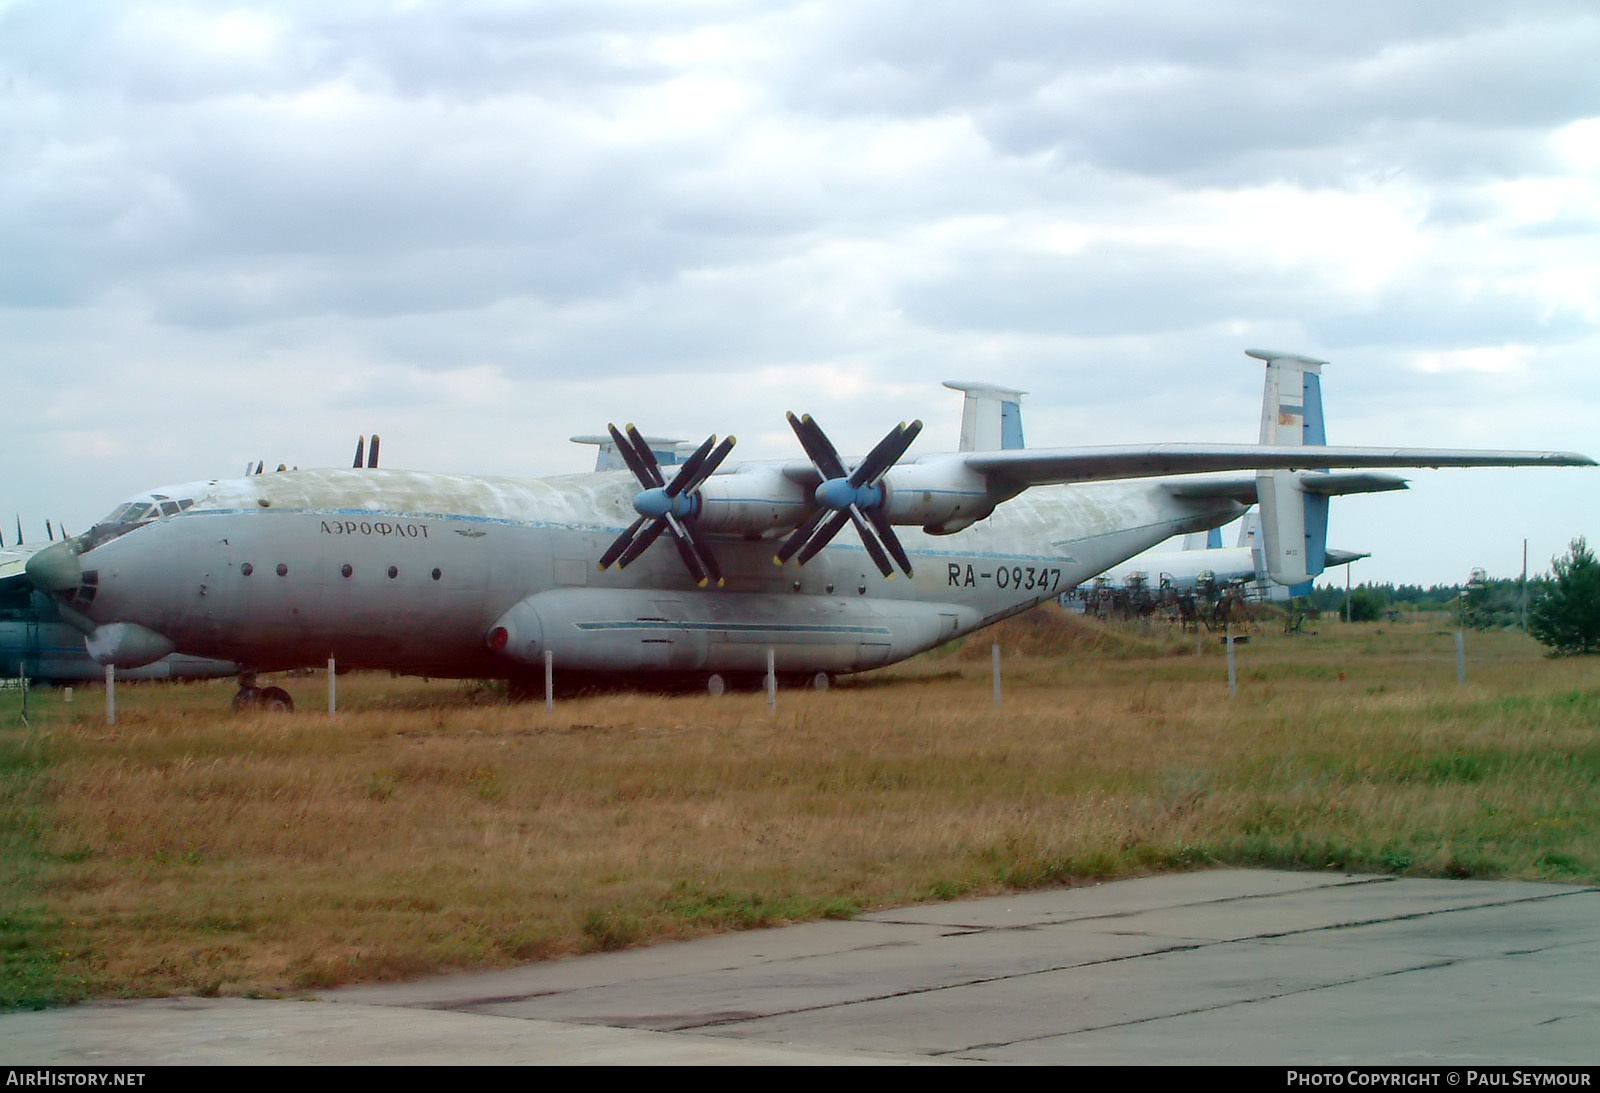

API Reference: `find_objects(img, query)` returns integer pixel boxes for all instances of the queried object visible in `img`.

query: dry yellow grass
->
[3,608,1598,1005]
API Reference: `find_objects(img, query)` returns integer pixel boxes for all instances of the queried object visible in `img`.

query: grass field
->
[3,608,1597,1008]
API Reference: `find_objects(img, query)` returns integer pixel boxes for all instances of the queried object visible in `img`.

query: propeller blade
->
[861,504,913,576]
[663,514,710,587]
[623,425,667,489]
[695,435,737,485]
[794,509,852,566]
[353,437,365,469]
[616,517,669,568]
[850,420,922,487]
[598,515,651,570]
[677,516,724,587]
[255,460,264,476]
[786,412,847,480]
[848,507,896,578]
[664,435,718,498]
[608,424,662,489]
[774,507,829,565]
[367,434,380,469]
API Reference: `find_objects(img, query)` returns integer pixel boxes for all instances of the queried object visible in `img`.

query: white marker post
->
[544,649,554,713]
[104,664,115,725]
[766,646,776,714]
[328,656,337,716]
[992,642,1002,710]
[1225,635,1237,699]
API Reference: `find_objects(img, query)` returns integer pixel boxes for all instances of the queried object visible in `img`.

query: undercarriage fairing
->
[489,587,980,674]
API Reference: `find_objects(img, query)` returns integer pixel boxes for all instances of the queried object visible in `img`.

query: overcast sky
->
[3,0,1596,585]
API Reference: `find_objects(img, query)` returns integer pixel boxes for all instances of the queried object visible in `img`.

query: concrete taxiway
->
[4,870,1598,1065]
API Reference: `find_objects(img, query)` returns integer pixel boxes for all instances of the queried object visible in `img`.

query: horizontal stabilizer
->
[1165,470,1407,504]
[1298,472,1408,496]
[1324,548,1370,567]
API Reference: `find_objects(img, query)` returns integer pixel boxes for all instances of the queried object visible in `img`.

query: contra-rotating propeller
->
[598,424,736,587]
[774,413,923,578]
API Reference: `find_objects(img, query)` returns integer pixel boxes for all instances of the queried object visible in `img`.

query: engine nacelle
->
[693,465,812,535]
[879,458,996,531]
[657,458,998,541]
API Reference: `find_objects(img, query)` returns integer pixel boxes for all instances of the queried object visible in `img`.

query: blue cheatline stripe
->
[574,621,892,635]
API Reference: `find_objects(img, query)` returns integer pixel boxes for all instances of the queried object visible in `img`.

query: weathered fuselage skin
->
[62,467,1241,681]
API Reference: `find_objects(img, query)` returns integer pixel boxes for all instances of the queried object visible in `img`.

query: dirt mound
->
[955,602,1192,660]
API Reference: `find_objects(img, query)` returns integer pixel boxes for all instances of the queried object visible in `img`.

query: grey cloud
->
[897,244,1318,338]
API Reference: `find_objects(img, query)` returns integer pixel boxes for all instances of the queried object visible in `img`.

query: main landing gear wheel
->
[706,674,727,697]
[811,672,830,692]
[259,686,294,713]
[231,684,295,713]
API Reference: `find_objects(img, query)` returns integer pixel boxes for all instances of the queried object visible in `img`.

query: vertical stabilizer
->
[1247,349,1330,588]
[943,382,1027,451]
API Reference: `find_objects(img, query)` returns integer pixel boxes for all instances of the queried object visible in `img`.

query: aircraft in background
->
[1091,511,1370,603]
[22,350,1592,710]
[0,443,381,689]
[2,534,237,684]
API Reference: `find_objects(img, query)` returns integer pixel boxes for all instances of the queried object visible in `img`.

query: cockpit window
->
[80,489,202,552]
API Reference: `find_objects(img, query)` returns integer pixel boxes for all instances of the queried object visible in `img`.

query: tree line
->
[1307,539,1600,654]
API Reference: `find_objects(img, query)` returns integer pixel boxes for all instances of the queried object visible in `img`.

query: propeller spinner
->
[775,413,923,578]
[598,425,736,587]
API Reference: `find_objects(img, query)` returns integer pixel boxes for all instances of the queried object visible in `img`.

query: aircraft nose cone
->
[24,541,82,593]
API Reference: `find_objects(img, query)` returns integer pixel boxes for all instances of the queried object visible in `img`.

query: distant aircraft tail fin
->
[1181,526,1224,551]
[1247,349,1330,590]
[943,382,1026,452]
[571,433,688,472]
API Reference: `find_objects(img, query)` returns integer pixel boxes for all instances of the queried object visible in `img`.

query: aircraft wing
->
[0,547,34,596]
[1164,470,1412,504]
[961,444,1594,492]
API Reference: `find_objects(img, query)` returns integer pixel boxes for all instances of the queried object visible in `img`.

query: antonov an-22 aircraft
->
[24,350,1593,710]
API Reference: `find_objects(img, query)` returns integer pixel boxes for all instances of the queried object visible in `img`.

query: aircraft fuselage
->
[50,467,1240,682]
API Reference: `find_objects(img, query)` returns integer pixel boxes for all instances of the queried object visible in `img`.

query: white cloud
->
[1,0,1596,583]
